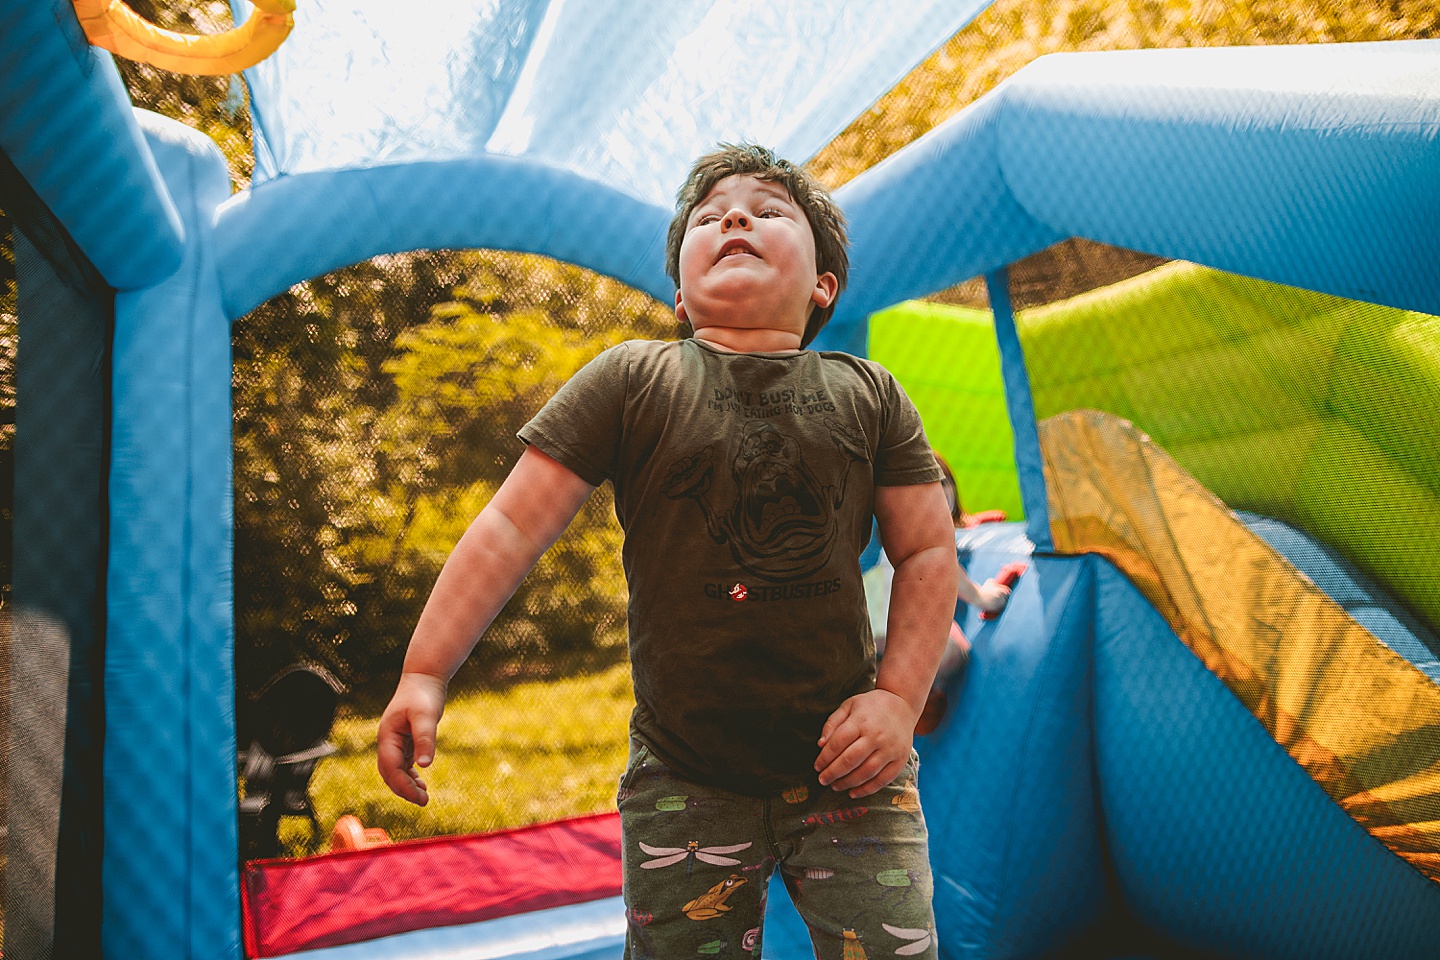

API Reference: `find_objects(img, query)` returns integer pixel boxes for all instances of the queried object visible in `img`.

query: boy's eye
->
[697,214,720,225]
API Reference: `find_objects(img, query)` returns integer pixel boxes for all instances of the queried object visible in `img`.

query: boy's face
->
[674,174,837,340]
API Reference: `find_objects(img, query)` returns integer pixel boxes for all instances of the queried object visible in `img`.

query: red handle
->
[979,561,1027,620]
[962,509,1007,529]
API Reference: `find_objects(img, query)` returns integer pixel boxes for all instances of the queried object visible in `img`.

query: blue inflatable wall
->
[104,111,239,958]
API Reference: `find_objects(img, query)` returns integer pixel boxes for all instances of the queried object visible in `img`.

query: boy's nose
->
[721,210,750,231]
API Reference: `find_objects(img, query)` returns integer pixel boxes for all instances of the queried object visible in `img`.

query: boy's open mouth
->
[716,239,760,262]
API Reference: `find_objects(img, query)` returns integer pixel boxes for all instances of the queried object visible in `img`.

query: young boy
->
[377,144,957,959]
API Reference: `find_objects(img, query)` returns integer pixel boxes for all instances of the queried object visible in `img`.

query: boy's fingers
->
[987,581,1012,609]
[377,718,433,806]
[385,767,430,806]
[376,735,412,795]
[815,718,859,772]
[413,724,436,768]
[817,738,871,787]
[847,757,907,799]
[818,701,852,747]
[828,753,883,792]
[392,775,429,806]
[828,744,897,792]
[376,725,406,776]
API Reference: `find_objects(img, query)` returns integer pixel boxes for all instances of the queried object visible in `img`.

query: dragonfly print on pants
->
[882,922,934,956]
[639,839,753,879]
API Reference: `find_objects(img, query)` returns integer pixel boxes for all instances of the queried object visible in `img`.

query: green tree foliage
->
[233,251,675,696]
[232,256,434,695]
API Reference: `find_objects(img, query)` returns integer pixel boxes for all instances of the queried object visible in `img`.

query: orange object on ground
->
[329,815,392,853]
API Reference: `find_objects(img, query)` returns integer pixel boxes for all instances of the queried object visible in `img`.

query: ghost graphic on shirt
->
[662,418,866,582]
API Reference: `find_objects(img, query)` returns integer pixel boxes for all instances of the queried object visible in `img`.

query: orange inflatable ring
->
[73,0,295,75]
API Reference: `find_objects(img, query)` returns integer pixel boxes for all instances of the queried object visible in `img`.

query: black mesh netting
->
[0,167,112,956]
[1018,256,1440,648]
[233,250,678,852]
[0,205,13,955]
[222,1,1440,861]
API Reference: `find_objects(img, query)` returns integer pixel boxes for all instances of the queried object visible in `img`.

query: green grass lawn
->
[280,661,635,855]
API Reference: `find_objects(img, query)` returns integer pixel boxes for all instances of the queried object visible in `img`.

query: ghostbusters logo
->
[662,419,867,583]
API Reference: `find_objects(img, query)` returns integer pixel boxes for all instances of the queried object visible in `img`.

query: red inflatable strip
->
[241,811,623,958]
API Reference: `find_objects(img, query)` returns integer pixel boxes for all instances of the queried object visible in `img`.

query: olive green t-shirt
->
[519,338,940,794]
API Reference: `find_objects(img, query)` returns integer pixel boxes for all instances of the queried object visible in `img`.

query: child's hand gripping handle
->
[979,561,1027,620]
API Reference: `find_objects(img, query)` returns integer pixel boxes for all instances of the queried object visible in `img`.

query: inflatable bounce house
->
[2,1,1438,958]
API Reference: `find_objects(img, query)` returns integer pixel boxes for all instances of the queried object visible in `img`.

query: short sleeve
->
[874,369,942,487]
[517,342,629,487]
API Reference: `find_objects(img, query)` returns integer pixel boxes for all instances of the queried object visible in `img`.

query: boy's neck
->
[692,325,804,354]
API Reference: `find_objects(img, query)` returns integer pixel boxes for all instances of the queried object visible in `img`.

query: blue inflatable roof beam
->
[824,38,1440,354]
[0,3,185,289]
[819,91,1065,354]
[998,41,1440,317]
[214,157,675,321]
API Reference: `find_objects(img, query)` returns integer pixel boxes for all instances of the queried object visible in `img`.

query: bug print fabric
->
[618,741,937,960]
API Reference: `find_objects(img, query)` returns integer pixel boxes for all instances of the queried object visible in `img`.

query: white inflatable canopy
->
[235,0,991,204]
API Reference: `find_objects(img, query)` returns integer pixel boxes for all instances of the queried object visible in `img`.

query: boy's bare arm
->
[377,445,596,805]
[815,481,959,798]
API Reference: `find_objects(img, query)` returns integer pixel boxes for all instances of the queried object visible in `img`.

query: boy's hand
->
[814,688,917,798]
[376,672,448,806]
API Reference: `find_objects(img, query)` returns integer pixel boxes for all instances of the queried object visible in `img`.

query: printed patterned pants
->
[618,740,938,960]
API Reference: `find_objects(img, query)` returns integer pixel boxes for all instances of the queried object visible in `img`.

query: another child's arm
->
[815,481,959,798]
[958,569,1011,614]
[376,446,596,805]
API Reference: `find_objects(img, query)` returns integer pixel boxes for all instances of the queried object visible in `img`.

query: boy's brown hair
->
[666,143,849,347]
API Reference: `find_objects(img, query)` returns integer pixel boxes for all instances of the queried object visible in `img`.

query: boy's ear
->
[811,272,839,309]
[674,289,689,324]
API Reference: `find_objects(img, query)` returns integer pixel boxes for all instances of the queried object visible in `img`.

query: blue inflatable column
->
[985,268,1051,550]
[103,111,239,960]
